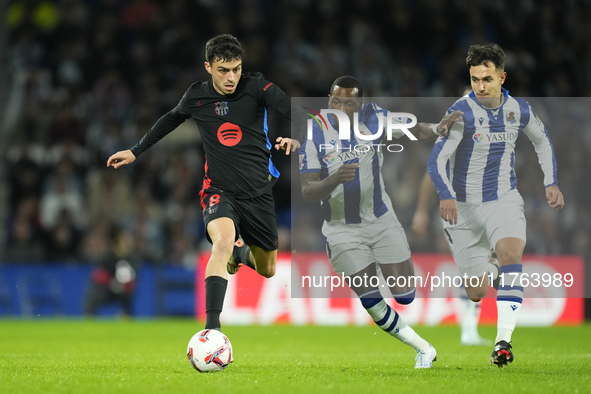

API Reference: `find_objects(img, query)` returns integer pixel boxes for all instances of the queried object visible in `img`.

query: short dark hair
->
[205,34,244,64]
[330,75,363,97]
[466,44,505,71]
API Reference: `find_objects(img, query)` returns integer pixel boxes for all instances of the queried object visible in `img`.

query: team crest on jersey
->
[506,111,516,124]
[473,133,484,143]
[323,154,335,164]
[215,101,229,116]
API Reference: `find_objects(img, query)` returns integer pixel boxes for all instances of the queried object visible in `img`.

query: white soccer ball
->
[187,329,233,372]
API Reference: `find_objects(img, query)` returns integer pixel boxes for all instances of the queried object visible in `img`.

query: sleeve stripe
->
[428,137,456,200]
[522,102,558,187]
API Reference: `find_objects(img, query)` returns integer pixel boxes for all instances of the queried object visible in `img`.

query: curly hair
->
[330,75,363,97]
[466,44,505,70]
[205,34,244,64]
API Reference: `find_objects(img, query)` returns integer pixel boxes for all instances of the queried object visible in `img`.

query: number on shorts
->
[209,194,220,206]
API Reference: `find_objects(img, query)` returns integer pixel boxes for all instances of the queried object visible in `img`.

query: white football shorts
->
[443,189,526,277]
[325,212,412,276]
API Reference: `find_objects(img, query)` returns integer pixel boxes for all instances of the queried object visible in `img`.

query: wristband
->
[430,123,440,135]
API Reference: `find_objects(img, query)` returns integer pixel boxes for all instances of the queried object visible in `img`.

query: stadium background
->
[0,0,589,318]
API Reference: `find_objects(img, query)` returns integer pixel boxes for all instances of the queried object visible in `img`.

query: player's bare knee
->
[498,249,523,266]
[258,264,276,278]
[391,284,414,294]
[465,286,487,300]
[473,289,487,299]
[211,237,234,261]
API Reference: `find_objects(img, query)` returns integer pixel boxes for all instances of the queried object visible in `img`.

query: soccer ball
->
[187,329,233,372]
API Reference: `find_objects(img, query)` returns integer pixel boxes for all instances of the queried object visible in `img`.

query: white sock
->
[396,325,431,353]
[487,262,499,281]
[496,302,521,343]
[361,295,430,353]
[496,264,524,343]
[459,297,481,340]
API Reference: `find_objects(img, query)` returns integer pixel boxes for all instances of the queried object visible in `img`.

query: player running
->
[412,170,493,346]
[427,44,564,367]
[299,75,460,369]
[107,34,303,331]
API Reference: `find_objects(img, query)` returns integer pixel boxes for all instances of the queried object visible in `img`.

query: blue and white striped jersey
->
[299,103,405,226]
[427,89,558,203]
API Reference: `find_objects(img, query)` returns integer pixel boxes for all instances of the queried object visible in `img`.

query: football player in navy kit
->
[107,34,303,331]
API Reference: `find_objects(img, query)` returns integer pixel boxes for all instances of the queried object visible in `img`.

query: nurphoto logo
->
[305,108,418,142]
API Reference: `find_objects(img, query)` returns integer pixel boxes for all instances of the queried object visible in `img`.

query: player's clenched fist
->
[545,185,565,211]
[107,150,136,169]
[333,163,360,184]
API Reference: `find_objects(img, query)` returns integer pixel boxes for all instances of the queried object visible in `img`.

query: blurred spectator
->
[1,0,590,268]
[3,210,45,263]
[43,209,82,262]
[6,142,45,209]
[46,103,85,146]
[84,226,139,317]
[86,169,133,224]
[40,159,85,230]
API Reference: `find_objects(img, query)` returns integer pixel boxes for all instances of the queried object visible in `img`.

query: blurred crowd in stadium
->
[1,0,590,268]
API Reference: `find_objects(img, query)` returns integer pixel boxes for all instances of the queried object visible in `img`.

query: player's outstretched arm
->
[275,137,301,155]
[546,185,565,211]
[301,164,359,202]
[107,150,136,169]
[411,110,464,141]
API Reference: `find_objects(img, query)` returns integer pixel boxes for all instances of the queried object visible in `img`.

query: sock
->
[392,288,416,305]
[487,262,499,282]
[495,264,523,343]
[240,245,256,270]
[483,251,501,289]
[360,290,430,353]
[204,276,228,329]
[235,242,255,270]
[459,296,481,340]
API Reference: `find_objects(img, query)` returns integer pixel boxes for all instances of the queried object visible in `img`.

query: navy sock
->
[204,276,228,329]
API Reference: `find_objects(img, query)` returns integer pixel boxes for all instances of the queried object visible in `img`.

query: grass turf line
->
[1,320,590,394]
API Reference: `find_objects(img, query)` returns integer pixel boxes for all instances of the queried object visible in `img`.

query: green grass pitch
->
[1,320,590,394]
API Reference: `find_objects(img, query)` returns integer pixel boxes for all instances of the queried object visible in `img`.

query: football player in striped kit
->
[427,44,565,368]
[412,169,493,347]
[299,76,461,368]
